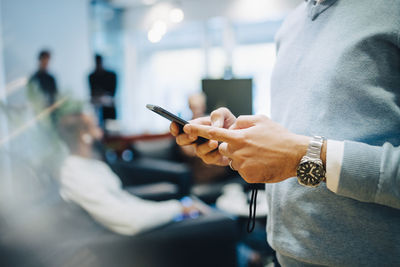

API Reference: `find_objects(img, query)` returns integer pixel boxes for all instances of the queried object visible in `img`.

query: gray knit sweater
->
[266,0,400,266]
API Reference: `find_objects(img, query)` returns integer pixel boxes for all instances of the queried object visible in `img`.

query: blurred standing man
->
[29,50,58,107]
[89,54,117,126]
[171,0,400,266]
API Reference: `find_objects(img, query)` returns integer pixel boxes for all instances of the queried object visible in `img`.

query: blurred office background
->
[0,0,302,266]
[0,0,302,134]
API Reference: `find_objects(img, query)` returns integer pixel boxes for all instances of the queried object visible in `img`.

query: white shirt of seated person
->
[60,155,183,235]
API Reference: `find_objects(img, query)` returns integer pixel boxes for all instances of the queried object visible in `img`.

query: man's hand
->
[184,114,311,184]
[170,107,236,166]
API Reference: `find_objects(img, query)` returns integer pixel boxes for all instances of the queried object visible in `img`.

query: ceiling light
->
[147,29,162,43]
[152,20,167,36]
[169,8,184,23]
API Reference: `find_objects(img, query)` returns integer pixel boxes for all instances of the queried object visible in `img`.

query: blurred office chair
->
[109,157,192,201]
[103,132,193,201]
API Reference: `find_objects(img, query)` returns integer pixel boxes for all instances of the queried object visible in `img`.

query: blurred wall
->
[0,0,92,100]
[122,0,302,31]
[118,0,302,133]
[0,1,12,202]
[0,1,5,100]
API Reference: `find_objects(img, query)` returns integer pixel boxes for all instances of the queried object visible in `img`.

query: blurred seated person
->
[89,54,117,125]
[177,93,232,184]
[29,50,58,107]
[56,106,196,235]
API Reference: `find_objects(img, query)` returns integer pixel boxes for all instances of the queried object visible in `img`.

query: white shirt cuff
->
[326,140,345,193]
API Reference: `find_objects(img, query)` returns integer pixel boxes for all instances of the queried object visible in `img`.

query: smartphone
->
[146,104,208,144]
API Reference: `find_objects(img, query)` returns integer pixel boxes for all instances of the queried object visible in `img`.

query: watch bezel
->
[297,157,326,187]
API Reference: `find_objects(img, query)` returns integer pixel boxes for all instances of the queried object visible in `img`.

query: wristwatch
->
[297,135,326,187]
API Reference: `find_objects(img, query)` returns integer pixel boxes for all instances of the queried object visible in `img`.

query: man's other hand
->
[169,107,236,166]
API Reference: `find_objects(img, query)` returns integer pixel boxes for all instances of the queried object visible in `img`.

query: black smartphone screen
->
[146,104,188,127]
[146,104,208,144]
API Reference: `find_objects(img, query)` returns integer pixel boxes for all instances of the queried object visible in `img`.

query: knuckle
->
[219,107,231,114]
[207,128,217,139]
[217,107,229,113]
[210,110,220,118]
[211,107,228,117]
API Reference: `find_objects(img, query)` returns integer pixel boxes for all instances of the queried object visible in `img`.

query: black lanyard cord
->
[247,188,258,233]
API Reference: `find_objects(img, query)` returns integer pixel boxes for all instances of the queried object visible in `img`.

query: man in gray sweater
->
[170,0,400,266]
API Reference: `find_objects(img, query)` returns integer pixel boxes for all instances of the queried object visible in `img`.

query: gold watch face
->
[297,161,325,187]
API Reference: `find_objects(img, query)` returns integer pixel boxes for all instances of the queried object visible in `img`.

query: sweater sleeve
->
[335,140,400,209]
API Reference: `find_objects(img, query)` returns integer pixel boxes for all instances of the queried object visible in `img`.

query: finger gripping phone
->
[146,104,208,144]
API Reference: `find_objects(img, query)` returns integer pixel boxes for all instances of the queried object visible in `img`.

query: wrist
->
[293,135,328,167]
[290,134,311,177]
